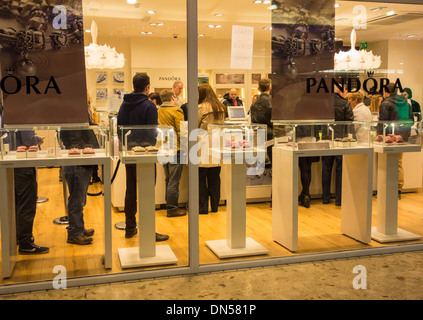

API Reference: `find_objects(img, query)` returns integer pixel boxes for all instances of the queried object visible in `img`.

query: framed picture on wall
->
[96,88,108,101]
[113,88,125,99]
[96,72,107,84]
[252,74,261,84]
[113,72,125,84]
[215,73,245,85]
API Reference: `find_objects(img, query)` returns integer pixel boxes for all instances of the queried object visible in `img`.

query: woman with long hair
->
[197,84,227,214]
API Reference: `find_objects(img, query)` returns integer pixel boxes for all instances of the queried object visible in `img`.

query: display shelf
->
[0,125,112,278]
[272,121,374,252]
[117,125,179,268]
[204,124,269,258]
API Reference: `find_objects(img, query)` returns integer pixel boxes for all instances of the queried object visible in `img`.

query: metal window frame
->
[1,0,423,295]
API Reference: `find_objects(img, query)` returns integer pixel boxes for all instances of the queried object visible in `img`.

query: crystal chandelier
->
[334,29,381,71]
[84,20,125,69]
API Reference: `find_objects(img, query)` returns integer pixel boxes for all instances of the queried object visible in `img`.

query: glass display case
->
[205,124,267,163]
[118,125,177,160]
[0,125,110,161]
[273,121,372,151]
[370,120,422,149]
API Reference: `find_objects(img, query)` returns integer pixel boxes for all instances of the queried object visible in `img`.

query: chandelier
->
[84,20,125,69]
[334,29,381,71]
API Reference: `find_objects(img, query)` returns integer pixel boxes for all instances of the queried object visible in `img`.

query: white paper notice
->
[231,25,254,70]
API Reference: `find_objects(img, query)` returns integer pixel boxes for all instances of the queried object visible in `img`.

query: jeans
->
[322,156,343,205]
[199,166,221,214]
[163,155,184,213]
[64,166,92,239]
[14,167,37,245]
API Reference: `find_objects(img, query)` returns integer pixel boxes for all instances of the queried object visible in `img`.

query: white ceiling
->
[82,0,423,44]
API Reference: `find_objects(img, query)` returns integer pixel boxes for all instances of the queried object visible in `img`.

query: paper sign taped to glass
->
[271,0,335,121]
[0,0,89,125]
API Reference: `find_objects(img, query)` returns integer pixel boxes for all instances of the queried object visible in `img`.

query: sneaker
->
[83,229,95,237]
[156,233,169,242]
[19,242,50,255]
[67,234,93,245]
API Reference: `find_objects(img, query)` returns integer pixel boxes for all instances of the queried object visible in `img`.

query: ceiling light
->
[208,24,215,28]
[253,0,262,3]
[263,0,271,4]
[386,10,395,16]
[335,29,381,71]
[127,0,137,4]
[267,4,278,10]
[334,4,340,8]
[85,21,125,69]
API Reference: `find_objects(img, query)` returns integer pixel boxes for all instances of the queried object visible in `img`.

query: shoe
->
[125,228,137,238]
[156,233,169,242]
[19,242,49,255]
[167,208,187,217]
[83,229,95,237]
[67,234,93,245]
[322,199,330,204]
[301,195,311,208]
[398,190,402,200]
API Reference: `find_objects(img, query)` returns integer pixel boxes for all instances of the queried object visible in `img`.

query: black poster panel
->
[0,0,88,125]
[271,0,335,121]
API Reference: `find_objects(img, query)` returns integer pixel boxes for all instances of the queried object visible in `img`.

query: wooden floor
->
[1,167,423,285]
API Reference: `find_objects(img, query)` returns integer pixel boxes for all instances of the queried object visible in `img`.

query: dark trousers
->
[199,166,221,214]
[322,156,342,205]
[124,164,156,231]
[299,157,313,196]
[14,167,37,246]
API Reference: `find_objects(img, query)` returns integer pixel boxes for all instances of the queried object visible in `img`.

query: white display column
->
[372,147,422,242]
[117,156,178,268]
[272,147,373,252]
[0,168,17,278]
[205,150,269,258]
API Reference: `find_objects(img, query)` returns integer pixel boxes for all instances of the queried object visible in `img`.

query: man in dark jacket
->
[379,83,413,198]
[222,89,243,108]
[117,73,169,241]
[321,88,354,206]
[250,78,273,169]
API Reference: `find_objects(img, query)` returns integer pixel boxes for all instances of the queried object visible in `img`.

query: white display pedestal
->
[0,151,112,278]
[272,146,374,252]
[372,145,422,243]
[206,149,269,258]
[117,153,178,268]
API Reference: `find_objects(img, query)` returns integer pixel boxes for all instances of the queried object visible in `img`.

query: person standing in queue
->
[117,73,169,241]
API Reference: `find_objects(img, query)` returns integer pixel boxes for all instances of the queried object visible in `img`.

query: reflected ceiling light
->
[140,31,153,35]
[334,4,340,8]
[215,13,224,17]
[253,0,262,3]
[334,29,381,71]
[150,23,164,26]
[263,0,271,3]
[208,24,221,28]
[370,6,387,12]
[386,10,396,16]
[84,20,125,70]
[405,34,419,38]
[147,10,156,14]
[198,33,205,37]
[126,0,137,4]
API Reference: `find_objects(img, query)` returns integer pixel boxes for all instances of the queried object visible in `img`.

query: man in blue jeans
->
[158,90,187,218]
[61,129,98,245]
